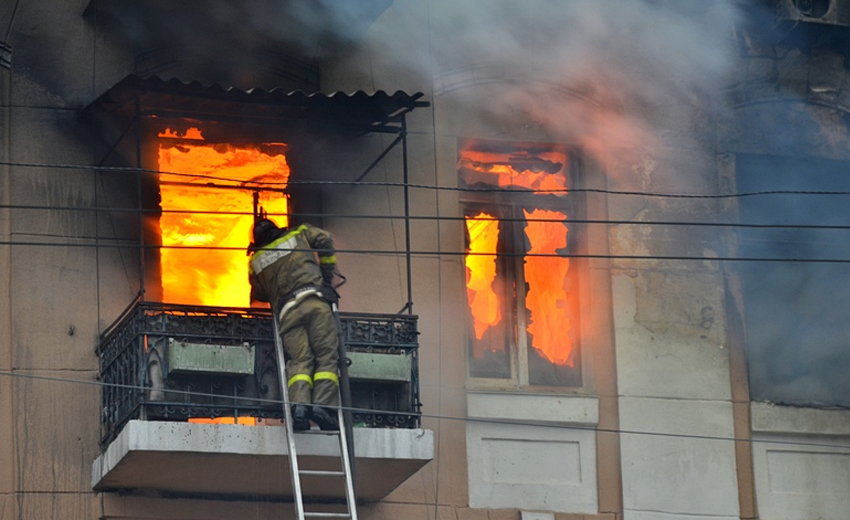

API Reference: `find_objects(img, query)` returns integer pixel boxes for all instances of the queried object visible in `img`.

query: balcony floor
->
[92,421,433,502]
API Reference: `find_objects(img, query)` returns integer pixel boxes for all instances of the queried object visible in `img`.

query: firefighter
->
[248,217,340,431]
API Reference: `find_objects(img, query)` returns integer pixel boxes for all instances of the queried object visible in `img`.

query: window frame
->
[137,125,317,306]
[460,142,586,392]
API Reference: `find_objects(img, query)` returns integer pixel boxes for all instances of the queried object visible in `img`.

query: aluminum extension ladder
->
[273,317,358,520]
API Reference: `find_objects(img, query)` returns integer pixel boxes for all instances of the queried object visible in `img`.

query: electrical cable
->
[425,5,443,519]
[4,240,850,264]
[2,0,21,43]
[1,369,848,451]
[5,203,850,232]
[4,160,850,199]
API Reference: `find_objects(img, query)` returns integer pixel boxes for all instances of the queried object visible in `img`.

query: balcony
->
[91,301,432,501]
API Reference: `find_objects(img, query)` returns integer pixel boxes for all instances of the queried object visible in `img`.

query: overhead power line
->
[1,369,848,451]
[3,239,850,264]
[4,160,850,199]
[3,203,850,232]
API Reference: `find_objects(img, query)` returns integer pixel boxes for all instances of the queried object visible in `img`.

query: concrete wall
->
[3,2,128,518]
[750,403,850,520]
[606,97,740,518]
[1,37,15,520]
[466,394,599,513]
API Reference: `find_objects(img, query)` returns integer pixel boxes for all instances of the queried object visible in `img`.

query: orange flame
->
[465,213,502,343]
[458,149,567,193]
[158,127,289,307]
[158,127,204,140]
[188,417,257,425]
[523,209,573,366]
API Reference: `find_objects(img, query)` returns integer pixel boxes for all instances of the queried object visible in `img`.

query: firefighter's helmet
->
[252,218,279,248]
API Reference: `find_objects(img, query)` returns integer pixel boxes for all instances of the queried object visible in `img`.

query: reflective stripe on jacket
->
[248,224,336,307]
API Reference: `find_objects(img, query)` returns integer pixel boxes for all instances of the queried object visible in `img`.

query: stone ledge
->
[92,420,433,502]
[751,402,850,436]
[467,392,598,426]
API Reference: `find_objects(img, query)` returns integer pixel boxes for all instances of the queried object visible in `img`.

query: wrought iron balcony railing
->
[96,300,420,448]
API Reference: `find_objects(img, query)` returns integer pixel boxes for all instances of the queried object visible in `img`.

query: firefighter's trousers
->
[279,294,340,407]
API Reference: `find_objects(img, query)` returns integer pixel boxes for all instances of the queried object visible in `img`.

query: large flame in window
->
[158,127,289,307]
[465,213,502,343]
[458,148,567,193]
[523,209,573,366]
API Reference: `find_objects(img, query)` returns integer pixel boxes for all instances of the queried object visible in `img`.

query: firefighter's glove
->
[319,284,340,304]
[321,264,335,286]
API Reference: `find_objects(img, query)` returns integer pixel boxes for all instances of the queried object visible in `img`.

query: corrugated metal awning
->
[83,74,428,139]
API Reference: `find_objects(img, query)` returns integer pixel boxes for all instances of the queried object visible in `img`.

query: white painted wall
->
[466,393,599,513]
[613,275,740,520]
[750,403,850,520]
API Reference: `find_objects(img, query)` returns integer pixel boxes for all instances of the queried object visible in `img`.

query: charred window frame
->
[460,140,583,389]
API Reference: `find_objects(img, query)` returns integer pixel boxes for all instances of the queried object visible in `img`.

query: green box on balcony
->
[166,338,255,376]
[347,351,413,383]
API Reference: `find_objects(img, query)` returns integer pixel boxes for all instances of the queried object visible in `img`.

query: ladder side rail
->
[274,318,306,520]
[332,301,356,490]
[336,405,358,520]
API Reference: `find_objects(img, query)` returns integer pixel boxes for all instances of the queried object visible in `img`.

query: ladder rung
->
[299,469,346,477]
[297,429,342,436]
[304,512,351,519]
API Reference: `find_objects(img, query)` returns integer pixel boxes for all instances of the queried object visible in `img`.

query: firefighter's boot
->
[311,405,339,431]
[292,404,311,431]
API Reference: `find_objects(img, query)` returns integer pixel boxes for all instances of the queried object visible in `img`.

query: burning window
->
[157,126,290,307]
[461,141,581,387]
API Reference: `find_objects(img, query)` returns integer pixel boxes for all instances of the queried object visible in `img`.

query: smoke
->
[358,0,742,172]
[91,0,742,170]
[738,156,850,409]
[726,10,850,409]
[87,0,393,83]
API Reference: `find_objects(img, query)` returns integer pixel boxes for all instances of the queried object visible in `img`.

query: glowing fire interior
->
[458,149,567,193]
[462,145,574,368]
[522,208,572,366]
[465,213,502,342]
[157,127,289,308]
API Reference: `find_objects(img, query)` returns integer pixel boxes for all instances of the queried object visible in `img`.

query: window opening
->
[157,126,289,307]
[465,210,511,379]
[737,154,850,408]
[523,207,574,368]
[461,141,581,388]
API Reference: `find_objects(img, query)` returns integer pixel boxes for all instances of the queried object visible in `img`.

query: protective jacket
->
[249,223,336,306]
[248,223,340,407]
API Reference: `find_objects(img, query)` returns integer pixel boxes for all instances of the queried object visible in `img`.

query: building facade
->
[2,1,850,520]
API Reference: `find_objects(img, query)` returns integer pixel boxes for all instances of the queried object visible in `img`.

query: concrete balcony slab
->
[92,421,433,502]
